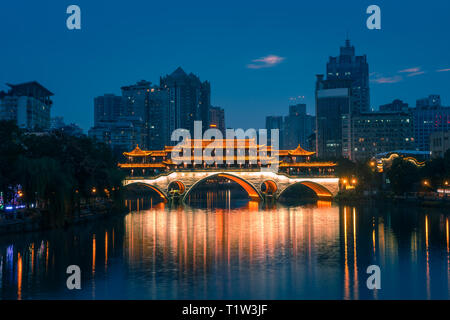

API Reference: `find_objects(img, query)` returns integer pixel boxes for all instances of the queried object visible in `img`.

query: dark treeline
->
[334,150,450,196]
[0,120,125,225]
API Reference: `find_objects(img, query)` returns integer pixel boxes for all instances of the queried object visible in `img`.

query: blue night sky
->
[1,0,449,132]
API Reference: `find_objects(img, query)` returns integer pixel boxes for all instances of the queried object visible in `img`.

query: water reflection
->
[0,200,449,299]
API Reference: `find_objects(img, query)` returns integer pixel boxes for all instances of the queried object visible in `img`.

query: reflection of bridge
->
[123,170,339,202]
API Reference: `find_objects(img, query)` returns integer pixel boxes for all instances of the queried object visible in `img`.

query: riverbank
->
[0,200,127,236]
[336,190,450,208]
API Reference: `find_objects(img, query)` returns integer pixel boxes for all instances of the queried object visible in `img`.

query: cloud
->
[370,75,403,84]
[247,55,285,69]
[437,68,450,72]
[406,71,425,77]
[398,66,426,77]
[398,67,421,73]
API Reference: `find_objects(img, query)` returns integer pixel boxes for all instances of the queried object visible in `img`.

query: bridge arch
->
[124,182,168,201]
[182,172,263,202]
[168,181,186,194]
[261,180,278,195]
[278,181,333,200]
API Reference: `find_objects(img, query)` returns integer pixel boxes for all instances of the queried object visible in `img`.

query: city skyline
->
[1,1,449,132]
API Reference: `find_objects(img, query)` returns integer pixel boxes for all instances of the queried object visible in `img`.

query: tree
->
[386,158,420,195]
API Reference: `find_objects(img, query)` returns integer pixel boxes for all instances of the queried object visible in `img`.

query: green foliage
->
[386,158,420,195]
[0,121,124,218]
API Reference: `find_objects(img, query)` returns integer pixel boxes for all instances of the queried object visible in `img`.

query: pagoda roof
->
[285,144,315,156]
[123,145,152,157]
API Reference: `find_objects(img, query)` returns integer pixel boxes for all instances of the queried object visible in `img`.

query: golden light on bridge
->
[217,173,260,201]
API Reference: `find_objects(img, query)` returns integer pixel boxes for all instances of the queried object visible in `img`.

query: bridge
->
[119,139,340,203]
[123,170,339,202]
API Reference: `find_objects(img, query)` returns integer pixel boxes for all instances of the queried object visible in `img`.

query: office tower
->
[315,76,353,159]
[147,86,171,149]
[326,39,370,114]
[412,95,450,151]
[283,104,315,150]
[351,111,414,161]
[94,94,122,126]
[120,80,172,150]
[209,106,225,135]
[160,67,211,135]
[0,81,53,130]
[265,116,284,148]
[120,80,151,147]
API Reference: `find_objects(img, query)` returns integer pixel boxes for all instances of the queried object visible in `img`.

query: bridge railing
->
[124,168,336,181]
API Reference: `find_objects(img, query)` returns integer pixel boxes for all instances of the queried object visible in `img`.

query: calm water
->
[0,198,449,300]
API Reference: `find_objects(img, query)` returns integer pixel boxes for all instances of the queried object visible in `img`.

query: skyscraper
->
[0,81,53,131]
[94,94,122,125]
[315,76,353,159]
[316,39,370,159]
[160,67,211,135]
[326,39,370,114]
[120,80,171,150]
[265,115,284,148]
[283,104,315,150]
[209,106,225,135]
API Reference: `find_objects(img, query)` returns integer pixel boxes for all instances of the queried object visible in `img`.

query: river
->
[0,195,449,299]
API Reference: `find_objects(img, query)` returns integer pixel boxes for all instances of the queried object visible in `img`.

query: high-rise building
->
[315,76,353,159]
[283,104,315,150]
[209,106,225,135]
[120,80,171,150]
[94,94,122,126]
[326,39,370,114]
[351,111,414,161]
[160,67,211,135]
[412,95,450,151]
[0,81,53,130]
[315,40,370,160]
[147,86,171,150]
[265,115,284,148]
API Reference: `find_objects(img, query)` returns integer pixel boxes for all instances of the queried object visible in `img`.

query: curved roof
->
[279,144,315,156]
[123,145,152,157]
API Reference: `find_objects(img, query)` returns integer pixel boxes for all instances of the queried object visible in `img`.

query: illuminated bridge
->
[119,139,340,202]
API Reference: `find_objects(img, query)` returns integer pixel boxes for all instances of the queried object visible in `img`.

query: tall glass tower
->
[326,39,370,114]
